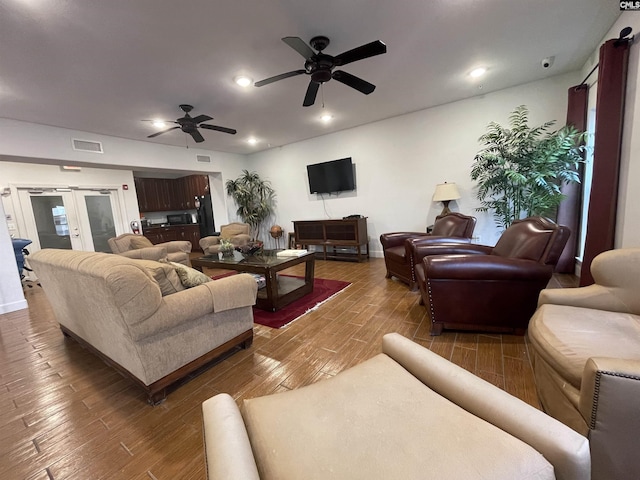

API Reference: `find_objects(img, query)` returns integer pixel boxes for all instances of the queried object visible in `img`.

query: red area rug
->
[211,273,351,329]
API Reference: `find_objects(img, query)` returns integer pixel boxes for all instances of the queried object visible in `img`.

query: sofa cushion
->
[242,353,554,480]
[131,259,185,296]
[170,261,212,288]
[129,235,154,249]
[529,304,640,389]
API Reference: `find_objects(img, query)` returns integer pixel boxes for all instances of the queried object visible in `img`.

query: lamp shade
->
[432,182,461,202]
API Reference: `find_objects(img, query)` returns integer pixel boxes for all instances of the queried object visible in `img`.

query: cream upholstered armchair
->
[529,248,640,480]
[202,333,590,480]
[200,222,251,255]
[108,233,191,266]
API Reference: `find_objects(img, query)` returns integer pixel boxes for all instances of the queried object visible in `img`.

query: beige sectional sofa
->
[30,248,257,404]
[529,248,640,480]
[203,333,590,480]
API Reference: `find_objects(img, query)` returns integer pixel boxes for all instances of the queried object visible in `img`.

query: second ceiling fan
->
[255,36,387,107]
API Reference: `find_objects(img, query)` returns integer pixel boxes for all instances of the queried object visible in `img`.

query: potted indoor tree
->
[470,105,585,229]
[225,170,276,240]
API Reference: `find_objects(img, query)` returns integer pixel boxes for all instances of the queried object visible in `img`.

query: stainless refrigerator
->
[196,194,216,237]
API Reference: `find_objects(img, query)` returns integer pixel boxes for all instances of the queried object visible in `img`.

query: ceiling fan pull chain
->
[321,84,325,108]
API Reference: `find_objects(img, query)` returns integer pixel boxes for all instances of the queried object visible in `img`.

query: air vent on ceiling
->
[196,154,211,163]
[72,138,104,153]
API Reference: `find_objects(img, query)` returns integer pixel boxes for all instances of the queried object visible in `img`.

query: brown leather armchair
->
[413,217,569,335]
[380,212,476,289]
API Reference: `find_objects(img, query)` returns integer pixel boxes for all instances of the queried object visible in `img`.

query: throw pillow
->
[129,235,154,250]
[170,261,212,288]
[132,259,185,296]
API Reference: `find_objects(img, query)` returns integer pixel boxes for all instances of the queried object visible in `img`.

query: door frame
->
[9,182,129,252]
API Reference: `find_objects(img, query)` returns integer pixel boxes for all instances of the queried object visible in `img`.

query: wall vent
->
[196,154,211,163]
[72,139,104,153]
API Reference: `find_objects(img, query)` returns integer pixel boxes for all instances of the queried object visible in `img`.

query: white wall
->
[0,199,27,314]
[248,72,579,256]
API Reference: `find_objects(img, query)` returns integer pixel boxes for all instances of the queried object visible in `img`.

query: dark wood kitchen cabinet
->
[135,175,210,213]
[143,225,201,250]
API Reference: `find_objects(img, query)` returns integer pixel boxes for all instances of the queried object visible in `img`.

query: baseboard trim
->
[0,299,28,314]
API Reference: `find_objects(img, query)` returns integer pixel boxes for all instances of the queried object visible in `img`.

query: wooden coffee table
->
[191,250,315,312]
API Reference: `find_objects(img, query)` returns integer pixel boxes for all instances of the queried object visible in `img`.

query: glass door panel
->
[73,190,123,253]
[31,196,73,249]
[17,190,83,252]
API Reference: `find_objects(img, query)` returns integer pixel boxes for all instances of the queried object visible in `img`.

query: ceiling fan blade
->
[200,124,237,135]
[190,130,205,143]
[255,70,306,87]
[334,40,387,66]
[191,114,213,124]
[147,126,180,138]
[282,36,315,59]
[332,70,376,95]
[303,81,320,107]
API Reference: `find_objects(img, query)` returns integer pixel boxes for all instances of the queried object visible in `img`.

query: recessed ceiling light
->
[152,120,166,128]
[320,114,333,123]
[469,67,487,78]
[235,76,253,87]
[247,137,258,145]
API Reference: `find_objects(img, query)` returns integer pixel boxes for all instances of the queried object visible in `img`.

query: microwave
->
[167,213,192,225]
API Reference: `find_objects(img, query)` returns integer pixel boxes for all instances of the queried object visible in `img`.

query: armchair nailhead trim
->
[589,370,640,430]
[426,280,436,321]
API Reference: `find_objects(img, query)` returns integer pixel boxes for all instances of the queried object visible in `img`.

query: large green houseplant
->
[470,105,584,229]
[225,170,276,240]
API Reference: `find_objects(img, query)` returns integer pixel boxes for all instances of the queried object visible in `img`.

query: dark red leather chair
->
[380,213,476,290]
[413,217,570,335]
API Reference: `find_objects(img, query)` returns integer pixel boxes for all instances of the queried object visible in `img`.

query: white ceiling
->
[0,1,620,155]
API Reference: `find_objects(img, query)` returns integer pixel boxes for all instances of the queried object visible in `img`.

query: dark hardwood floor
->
[0,257,576,479]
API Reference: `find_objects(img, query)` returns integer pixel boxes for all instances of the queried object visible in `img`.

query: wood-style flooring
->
[0,257,577,479]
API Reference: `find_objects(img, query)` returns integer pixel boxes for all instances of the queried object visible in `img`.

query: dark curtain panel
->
[580,39,630,286]
[555,84,588,273]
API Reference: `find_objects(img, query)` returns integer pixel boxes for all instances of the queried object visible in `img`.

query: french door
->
[17,188,124,253]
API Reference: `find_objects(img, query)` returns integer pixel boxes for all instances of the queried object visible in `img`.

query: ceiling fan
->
[147,104,237,143]
[255,36,387,107]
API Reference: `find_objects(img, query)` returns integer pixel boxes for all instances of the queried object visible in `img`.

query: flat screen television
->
[307,157,355,194]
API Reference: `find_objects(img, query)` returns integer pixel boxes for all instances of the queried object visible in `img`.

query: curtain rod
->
[578,26,634,87]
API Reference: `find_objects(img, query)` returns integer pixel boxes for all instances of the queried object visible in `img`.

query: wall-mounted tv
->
[307,157,355,194]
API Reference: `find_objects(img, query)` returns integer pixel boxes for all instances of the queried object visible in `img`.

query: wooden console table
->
[293,218,369,262]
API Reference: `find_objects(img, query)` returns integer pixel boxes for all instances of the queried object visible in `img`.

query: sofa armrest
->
[200,236,221,251]
[410,242,492,263]
[202,394,260,480]
[117,246,168,261]
[579,357,640,479]
[425,255,552,281]
[538,284,632,313]
[158,240,192,254]
[127,274,256,341]
[380,232,430,250]
[382,333,591,480]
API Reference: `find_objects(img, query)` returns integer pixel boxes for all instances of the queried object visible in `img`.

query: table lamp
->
[432,182,461,215]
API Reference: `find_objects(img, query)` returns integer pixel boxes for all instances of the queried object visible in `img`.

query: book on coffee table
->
[276,249,308,258]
